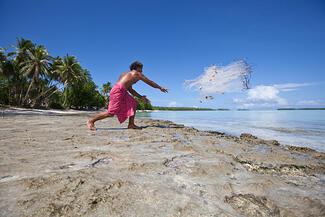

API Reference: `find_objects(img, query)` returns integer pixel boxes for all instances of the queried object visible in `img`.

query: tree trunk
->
[23,78,34,105]
[63,89,68,107]
[19,88,23,106]
[31,80,61,104]
[7,79,11,106]
[23,66,39,106]
[47,83,67,98]
[8,91,10,106]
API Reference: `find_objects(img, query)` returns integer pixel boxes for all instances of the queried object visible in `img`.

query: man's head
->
[130,61,143,72]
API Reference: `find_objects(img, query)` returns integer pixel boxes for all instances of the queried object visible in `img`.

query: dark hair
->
[129,61,143,70]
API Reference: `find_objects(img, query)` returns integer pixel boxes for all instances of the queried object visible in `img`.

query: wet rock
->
[240,133,281,146]
[87,157,110,168]
[267,140,280,146]
[225,194,294,217]
[0,175,13,181]
[287,145,316,153]
[240,133,258,140]
[224,193,294,217]
[173,144,196,152]
[234,156,324,176]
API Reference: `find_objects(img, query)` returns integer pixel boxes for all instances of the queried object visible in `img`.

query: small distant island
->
[277,108,325,110]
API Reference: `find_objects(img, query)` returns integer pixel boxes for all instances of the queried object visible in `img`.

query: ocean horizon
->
[137,110,325,152]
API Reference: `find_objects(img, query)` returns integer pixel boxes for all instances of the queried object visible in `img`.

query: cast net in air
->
[185,59,252,102]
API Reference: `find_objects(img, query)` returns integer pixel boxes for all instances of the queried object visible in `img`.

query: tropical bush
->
[135,97,153,110]
[0,38,110,110]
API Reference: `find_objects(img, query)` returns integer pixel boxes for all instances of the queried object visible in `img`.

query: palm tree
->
[6,38,35,106]
[0,48,14,79]
[9,37,35,64]
[31,56,62,103]
[0,48,16,105]
[59,54,84,85]
[0,47,6,75]
[101,81,112,96]
[62,69,92,108]
[10,37,34,52]
[19,45,53,105]
[101,81,112,104]
[46,54,84,102]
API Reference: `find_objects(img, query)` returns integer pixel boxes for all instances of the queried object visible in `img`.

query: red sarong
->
[107,82,138,124]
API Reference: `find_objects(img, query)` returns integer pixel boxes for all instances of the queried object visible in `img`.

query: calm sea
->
[137,110,325,152]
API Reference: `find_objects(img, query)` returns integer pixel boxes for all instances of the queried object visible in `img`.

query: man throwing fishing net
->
[87,61,168,130]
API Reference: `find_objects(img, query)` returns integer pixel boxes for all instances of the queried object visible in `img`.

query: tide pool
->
[137,110,325,152]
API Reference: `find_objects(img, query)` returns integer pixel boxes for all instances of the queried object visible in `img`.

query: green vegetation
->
[277,108,325,110]
[135,97,153,110]
[0,38,111,110]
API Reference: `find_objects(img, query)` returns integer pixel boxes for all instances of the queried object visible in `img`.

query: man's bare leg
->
[128,110,142,130]
[87,111,113,130]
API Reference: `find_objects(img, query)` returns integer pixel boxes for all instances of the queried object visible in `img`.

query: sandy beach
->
[0,109,324,217]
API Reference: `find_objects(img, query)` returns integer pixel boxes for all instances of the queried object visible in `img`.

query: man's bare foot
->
[128,124,142,130]
[87,120,96,131]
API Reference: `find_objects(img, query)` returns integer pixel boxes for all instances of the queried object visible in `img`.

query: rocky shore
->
[0,111,324,216]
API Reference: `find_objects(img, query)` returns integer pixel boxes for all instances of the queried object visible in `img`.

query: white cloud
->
[247,85,279,101]
[297,100,321,106]
[242,102,279,108]
[233,98,244,103]
[233,82,319,108]
[247,85,287,105]
[168,101,177,107]
[273,83,314,89]
[274,83,316,92]
[280,88,297,92]
[242,103,255,108]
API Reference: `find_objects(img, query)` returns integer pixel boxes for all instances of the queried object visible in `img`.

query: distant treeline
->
[152,106,215,111]
[277,108,325,110]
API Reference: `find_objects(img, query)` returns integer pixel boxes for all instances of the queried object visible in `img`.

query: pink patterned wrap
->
[107,82,137,123]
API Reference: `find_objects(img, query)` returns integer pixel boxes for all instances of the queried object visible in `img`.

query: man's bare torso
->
[117,71,141,89]
[115,68,167,94]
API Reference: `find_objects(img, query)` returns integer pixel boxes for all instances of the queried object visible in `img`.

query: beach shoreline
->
[0,109,324,216]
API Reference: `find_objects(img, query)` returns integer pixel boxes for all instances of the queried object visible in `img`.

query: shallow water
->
[137,110,325,152]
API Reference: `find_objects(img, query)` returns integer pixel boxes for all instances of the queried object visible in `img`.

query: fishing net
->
[185,59,252,102]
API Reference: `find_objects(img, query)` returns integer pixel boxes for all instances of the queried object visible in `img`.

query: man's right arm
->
[138,73,168,92]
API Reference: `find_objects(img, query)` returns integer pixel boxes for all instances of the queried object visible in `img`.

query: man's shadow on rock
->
[96,127,128,131]
[141,124,184,129]
[96,124,184,131]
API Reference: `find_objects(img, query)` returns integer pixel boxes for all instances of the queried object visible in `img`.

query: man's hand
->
[160,87,168,93]
[140,95,149,103]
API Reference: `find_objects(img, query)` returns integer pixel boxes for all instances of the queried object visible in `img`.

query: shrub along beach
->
[0,38,153,111]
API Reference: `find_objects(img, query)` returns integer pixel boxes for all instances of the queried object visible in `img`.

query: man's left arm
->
[128,87,141,98]
[128,87,148,103]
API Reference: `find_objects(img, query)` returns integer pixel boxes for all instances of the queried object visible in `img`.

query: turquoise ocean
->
[137,110,325,152]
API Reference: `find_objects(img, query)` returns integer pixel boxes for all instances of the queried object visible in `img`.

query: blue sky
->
[1,0,325,109]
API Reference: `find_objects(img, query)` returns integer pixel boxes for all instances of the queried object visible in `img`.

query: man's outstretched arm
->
[138,73,168,93]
